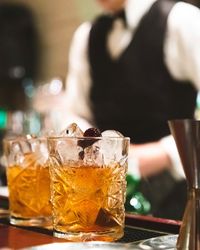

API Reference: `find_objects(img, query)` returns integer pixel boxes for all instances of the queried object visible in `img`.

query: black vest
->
[88,0,197,143]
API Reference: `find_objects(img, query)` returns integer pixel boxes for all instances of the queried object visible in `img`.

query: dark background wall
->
[0,0,100,83]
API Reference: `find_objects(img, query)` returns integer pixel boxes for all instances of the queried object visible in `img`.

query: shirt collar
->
[124,0,157,30]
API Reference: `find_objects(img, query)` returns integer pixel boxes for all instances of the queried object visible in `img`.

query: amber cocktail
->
[48,134,129,241]
[3,137,51,226]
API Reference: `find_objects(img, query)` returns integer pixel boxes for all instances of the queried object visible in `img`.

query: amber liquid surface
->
[50,162,126,241]
[7,153,51,218]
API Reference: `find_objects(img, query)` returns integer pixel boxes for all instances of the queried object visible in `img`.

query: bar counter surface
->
[0,195,181,249]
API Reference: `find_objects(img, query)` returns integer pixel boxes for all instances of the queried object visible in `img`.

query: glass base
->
[10,215,52,228]
[0,208,9,218]
[53,229,124,242]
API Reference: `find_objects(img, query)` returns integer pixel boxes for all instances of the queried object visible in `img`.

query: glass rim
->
[47,136,130,140]
[3,136,47,143]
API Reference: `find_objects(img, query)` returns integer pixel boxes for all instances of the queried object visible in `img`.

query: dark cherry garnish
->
[83,128,102,137]
[78,127,102,153]
[78,150,85,160]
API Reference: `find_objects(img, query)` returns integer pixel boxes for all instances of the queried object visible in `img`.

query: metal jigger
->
[168,119,200,250]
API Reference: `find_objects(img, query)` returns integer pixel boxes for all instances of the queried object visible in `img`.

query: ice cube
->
[100,130,126,164]
[101,130,124,138]
[12,141,22,154]
[33,139,49,165]
[19,137,32,154]
[83,142,102,166]
[52,123,84,162]
[56,139,80,163]
[60,123,83,137]
[8,141,25,165]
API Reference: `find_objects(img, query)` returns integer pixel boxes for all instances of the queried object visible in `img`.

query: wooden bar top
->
[0,223,66,249]
[0,194,181,249]
[0,215,181,249]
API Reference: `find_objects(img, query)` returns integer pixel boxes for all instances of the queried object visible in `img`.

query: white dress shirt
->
[65,0,200,180]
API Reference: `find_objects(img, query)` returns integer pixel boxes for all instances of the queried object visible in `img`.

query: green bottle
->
[0,108,7,185]
[125,174,151,215]
[0,108,7,129]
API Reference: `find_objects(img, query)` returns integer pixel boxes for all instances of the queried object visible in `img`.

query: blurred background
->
[0,0,100,83]
[0,0,200,201]
[0,0,101,136]
[0,0,100,185]
[0,0,199,136]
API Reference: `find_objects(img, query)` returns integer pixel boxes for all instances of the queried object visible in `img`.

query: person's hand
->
[129,141,172,178]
